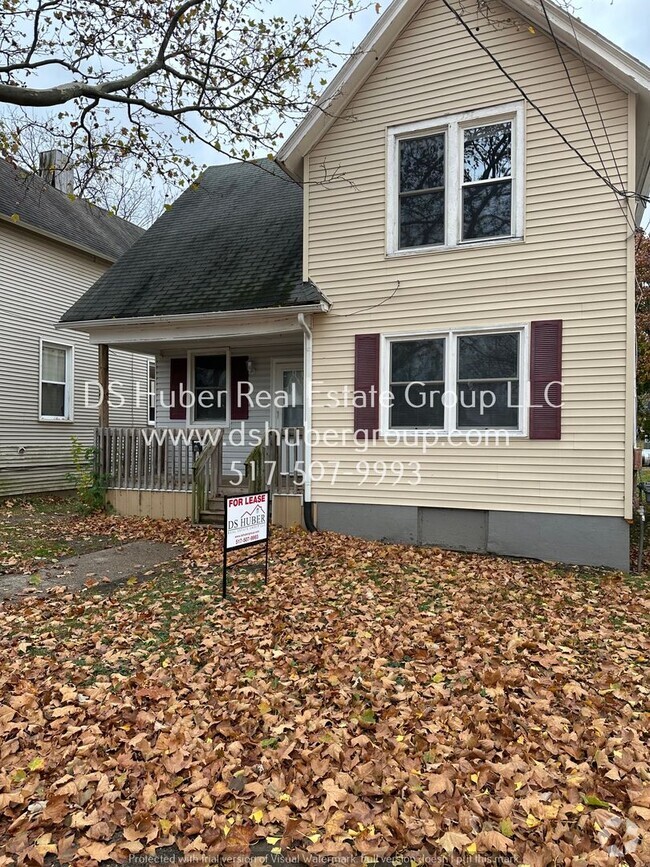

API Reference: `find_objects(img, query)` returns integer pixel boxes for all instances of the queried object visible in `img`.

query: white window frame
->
[387,102,525,256]
[380,323,529,437]
[187,348,231,427]
[39,339,74,422]
[148,360,156,426]
[271,357,304,430]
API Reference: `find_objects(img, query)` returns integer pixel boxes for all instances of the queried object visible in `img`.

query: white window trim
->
[380,323,529,438]
[386,101,525,257]
[148,360,156,426]
[187,348,231,428]
[39,338,74,423]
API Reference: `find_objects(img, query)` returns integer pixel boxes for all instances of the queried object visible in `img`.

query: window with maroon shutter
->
[230,356,250,421]
[169,357,187,421]
[354,334,380,438]
[529,320,562,440]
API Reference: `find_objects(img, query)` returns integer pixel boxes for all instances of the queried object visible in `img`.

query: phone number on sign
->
[227,460,422,487]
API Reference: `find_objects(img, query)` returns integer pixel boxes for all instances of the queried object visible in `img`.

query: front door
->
[272,360,304,430]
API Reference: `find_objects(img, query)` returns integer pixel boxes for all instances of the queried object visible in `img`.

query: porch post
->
[98,344,109,428]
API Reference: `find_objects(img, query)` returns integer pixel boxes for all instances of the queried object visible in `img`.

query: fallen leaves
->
[0,509,648,865]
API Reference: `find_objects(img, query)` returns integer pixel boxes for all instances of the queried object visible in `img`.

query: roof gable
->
[277,0,650,218]
[0,159,143,261]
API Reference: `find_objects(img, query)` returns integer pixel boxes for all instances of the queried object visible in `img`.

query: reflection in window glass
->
[463,123,512,182]
[194,355,227,421]
[462,122,512,241]
[390,338,446,428]
[398,133,445,248]
[456,332,520,429]
[282,369,304,428]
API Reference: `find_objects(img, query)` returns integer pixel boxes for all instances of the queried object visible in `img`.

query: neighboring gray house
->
[0,154,152,496]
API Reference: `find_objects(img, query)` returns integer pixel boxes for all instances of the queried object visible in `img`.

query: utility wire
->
[331,280,401,317]
[438,0,650,209]
[562,5,640,235]
[539,0,611,179]
[540,0,637,235]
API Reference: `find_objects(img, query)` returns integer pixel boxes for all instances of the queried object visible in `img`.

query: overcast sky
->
[331,0,650,67]
[190,0,650,170]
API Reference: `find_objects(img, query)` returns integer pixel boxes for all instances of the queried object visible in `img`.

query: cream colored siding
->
[307,0,633,518]
[0,222,151,496]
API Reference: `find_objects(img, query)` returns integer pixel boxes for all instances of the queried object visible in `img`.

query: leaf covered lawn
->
[0,513,649,866]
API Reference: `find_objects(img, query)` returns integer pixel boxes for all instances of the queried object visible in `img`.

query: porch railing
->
[191,436,224,522]
[249,427,304,495]
[97,427,223,494]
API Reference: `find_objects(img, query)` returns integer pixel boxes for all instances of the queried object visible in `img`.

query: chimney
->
[38,149,74,195]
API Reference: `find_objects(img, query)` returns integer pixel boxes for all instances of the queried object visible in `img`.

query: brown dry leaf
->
[475,829,512,853]
[0,511,647,864]
[77,840,115,861]
[437,831,471,853]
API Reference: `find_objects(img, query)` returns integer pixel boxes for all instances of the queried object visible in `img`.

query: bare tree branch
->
[0,0,374,183]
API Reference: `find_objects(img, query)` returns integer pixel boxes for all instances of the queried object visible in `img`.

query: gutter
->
[57,301,330,331]
[297,312,317,531]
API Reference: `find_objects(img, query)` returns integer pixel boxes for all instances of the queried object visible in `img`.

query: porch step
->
[200,510,224,527]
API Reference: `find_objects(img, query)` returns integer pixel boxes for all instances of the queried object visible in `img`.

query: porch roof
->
[60,159,324,327]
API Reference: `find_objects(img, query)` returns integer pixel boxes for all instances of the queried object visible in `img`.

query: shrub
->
[66,437,108,514]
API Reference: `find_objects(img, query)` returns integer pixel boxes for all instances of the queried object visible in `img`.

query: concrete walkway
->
[0,541,180,600]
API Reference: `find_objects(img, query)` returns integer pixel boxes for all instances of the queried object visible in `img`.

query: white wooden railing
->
[191,436,224,522]
[97,427,223,494]
[249,427,304,495]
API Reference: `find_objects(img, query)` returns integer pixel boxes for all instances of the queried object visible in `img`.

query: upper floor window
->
[40,340,73,421]
[388,102,524,255]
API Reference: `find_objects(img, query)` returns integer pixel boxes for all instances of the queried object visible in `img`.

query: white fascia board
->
[277,0,650,195]
[277,0,426,179]
[0,211,116,264]
[56,304,329,347]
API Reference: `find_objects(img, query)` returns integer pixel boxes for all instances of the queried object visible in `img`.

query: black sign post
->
[222,491,270,598]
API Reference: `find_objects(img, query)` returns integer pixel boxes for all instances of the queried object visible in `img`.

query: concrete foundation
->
[316,502,630,571]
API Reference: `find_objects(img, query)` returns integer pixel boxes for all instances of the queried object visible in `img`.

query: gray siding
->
[0,222,151,496]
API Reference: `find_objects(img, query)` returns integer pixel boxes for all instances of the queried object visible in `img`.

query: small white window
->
[148,361,156,425]
[387,102,524,254]
[40,341,73,421]
[382,326,527,435]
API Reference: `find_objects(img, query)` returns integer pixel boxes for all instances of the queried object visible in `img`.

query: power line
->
[539,0,610,179]
[438,0,650,210]
[539,0,637,234]
[562,4,639,233]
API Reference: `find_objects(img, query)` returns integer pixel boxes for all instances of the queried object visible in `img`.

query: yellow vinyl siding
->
[306,0,633,518]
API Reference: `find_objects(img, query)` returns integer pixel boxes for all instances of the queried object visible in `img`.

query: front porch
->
[98,425,305,527]
[92,319,311,529]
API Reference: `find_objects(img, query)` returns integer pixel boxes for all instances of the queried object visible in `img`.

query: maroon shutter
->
[169,357,187,421]
[354,334,380,439]
[529,320,562,440]
[230,356,250,421]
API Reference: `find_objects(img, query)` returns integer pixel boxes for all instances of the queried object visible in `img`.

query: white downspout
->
[297,313,312,502]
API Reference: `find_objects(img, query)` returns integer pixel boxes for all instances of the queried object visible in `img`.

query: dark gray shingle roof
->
[60,159,322,324]
[0,159,143,261]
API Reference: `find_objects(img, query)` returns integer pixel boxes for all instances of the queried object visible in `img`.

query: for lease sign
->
[225,492,270,551]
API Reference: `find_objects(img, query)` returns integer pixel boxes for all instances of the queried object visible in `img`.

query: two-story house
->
[59,0,650,569]
[0,154,152,496]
